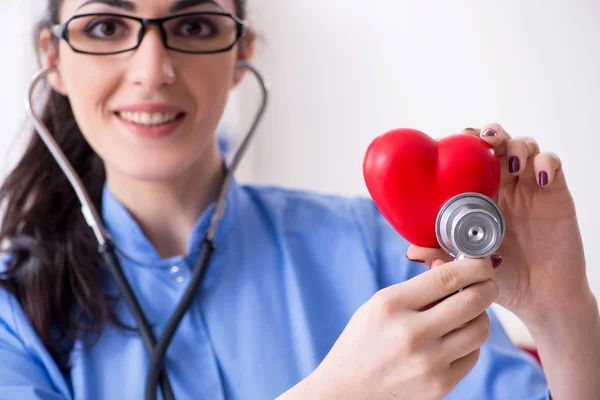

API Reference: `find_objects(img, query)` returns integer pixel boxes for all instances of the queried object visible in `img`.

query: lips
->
[113,103,187,139]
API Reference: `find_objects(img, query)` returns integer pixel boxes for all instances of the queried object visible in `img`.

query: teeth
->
[118,111,179,126]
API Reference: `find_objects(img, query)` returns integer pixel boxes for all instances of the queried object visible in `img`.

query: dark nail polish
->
[482,128,497,137]
[509,156,520,174]
[406,254,425,264]
[491,255,503,269]
[539,171,549,186]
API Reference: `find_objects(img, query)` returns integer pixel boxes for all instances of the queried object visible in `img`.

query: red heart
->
[363,128,501,248]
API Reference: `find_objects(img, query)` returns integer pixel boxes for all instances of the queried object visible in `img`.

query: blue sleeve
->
[0,288,71,400]
[353,198,551,399]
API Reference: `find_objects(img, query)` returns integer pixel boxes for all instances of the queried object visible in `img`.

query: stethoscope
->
[26,60,269,400]
[26,56,507,400]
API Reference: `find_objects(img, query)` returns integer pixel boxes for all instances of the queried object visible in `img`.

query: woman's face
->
[46,0,247,183]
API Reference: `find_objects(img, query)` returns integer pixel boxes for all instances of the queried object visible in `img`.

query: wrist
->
[519,282,597,328]
[276,367,351,400]
[523,288,600,342]
[305,364,358,400]
[519,290,600,400]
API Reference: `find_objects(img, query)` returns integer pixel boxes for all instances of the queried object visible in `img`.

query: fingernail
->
[509,156,520,173]
[465,127,475,131]
[539,171,548,186]
[491,255,503,269]
[482,128,497,137]
[429,257,438,269]
[406,254,425,264]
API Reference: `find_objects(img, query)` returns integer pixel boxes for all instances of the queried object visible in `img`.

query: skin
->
[40,1,600,399]
[41,0,255,258]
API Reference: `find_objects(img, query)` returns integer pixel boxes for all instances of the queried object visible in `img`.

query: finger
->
[533,151,564,187]
[440,311,491,362]
[418,257,449,311]
[505,137,540,177]
[432,255,501,271]
[426,278,499,336]
[459,127,481,136]
[448,348,481,389]
[431,257,445,269]
[406,245,454,267]
[397,257,495,311]
[469,123,512,157]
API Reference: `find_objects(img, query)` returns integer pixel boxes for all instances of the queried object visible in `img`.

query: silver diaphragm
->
[435,193,505,259]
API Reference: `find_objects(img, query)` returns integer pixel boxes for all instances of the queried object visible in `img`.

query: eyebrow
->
[76,0,135,11]
[170,0,219,13]
[76,0,219,13]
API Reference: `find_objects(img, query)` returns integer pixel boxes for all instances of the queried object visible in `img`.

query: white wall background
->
[235,0,600,344]
[3,1,599,345]
[0,2,41,174]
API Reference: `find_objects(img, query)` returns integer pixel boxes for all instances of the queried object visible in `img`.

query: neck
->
[105,145,226,259]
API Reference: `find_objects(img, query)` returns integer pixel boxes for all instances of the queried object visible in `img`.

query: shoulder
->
[0,254,69,379]
[0,270,73,398]
[0,257,38,377]
[0,254,28,345]
[0,254,17,323]
[0,254,45,356]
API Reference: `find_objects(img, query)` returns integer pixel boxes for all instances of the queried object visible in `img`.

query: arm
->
[523,290,600,400]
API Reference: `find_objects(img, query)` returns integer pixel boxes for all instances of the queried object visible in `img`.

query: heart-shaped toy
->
[363,128,501,248]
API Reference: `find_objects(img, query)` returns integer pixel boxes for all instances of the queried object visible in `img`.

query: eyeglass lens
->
[66,13,238,54]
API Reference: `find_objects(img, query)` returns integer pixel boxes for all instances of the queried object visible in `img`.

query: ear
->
[232,28,256,88]
[40,28,68,96]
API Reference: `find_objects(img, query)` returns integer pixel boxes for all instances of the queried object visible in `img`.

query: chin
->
[106,153,199,184]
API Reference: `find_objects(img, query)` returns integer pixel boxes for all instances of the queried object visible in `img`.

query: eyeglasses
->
[51,12,248,55]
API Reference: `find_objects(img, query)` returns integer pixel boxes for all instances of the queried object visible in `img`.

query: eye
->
[84,18,128,39]
[175,16,217,38]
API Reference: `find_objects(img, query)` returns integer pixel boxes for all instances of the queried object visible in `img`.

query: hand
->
[309,257,498,400]
[406,123,589,323]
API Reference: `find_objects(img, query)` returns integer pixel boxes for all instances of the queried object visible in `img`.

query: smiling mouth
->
[115,111,186,127]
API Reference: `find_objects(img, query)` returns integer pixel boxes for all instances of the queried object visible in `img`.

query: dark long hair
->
[0,0,247,370]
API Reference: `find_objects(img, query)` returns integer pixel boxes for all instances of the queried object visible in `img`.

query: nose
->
[126,26,176,90]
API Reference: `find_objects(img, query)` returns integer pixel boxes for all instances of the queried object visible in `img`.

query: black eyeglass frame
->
[50,11,248,56]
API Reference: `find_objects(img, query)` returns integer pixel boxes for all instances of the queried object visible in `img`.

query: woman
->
[0,0,598,399]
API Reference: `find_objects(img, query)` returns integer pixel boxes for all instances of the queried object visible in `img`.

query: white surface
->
[4,1,599,345]
[1,2,41,175]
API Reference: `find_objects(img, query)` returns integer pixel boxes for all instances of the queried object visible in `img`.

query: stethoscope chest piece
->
[435,192,505,259]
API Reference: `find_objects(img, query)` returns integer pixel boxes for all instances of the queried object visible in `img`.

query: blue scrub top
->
[0,179,550,399]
